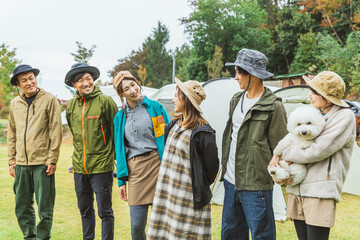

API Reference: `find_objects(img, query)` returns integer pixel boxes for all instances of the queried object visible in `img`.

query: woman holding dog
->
[269,71,356,240]
[112,71,170,240]
[147,78,219,240]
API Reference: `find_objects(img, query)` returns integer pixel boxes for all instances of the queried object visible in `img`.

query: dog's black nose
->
[301,131,307,135]
[270,171,276,175]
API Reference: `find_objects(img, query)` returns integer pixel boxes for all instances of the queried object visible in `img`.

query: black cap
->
[64,63,100,86]
[11,64,40,86]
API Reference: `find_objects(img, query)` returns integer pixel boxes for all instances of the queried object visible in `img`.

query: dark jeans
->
[74,171,114,240]
[221,179,276,240]
[13,165,55,240]
[294,220,330,240]
[129,204,150,240]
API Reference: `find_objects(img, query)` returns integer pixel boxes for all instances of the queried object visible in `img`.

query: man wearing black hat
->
[220,49,288,240]
[7,64,63,239]
[65,63,118,240]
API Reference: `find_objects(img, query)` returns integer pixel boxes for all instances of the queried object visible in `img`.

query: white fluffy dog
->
[268,105,325,186]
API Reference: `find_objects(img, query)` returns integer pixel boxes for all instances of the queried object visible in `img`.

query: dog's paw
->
[299,141,311,149]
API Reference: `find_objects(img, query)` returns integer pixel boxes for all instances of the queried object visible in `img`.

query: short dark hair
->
[235,66,249,76]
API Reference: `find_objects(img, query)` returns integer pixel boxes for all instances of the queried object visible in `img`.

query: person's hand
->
[9,164,16,178]
[119,184,128,202]
[45,164,56,176]
[269,155,281,168]
[273,176,294,185]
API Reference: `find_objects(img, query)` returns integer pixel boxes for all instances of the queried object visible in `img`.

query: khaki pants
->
[286,194,336,228]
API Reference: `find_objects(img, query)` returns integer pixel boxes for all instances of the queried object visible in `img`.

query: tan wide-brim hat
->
[303,71,349,107]
[175,78,206,113]
[112,70,137,91]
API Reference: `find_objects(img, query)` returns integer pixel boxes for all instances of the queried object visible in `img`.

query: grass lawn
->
[1,143,359,239]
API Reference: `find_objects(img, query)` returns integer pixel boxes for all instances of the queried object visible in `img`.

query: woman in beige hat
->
[147,78,219,240]
[270,71,356,240]
[112,71,170,240]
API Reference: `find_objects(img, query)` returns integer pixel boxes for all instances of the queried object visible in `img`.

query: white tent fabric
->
[149,83,177,119]
[343,142,360,196]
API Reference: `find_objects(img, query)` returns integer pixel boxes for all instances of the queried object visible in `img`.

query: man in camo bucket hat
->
[221,48,287,240]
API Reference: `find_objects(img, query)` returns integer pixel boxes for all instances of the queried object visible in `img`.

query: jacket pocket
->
[250,146,273,187]
[248,112,270,142]
[151,115,165,138]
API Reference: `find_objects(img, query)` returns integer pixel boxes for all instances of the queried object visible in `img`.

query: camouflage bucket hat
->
[225,48,273,79]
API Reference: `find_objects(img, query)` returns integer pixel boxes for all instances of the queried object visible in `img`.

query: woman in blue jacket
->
[112,71,170,240]
[147,78,219,240]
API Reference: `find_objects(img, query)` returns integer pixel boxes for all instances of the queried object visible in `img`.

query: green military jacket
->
[66,86,119,174]
[221,87,288,190]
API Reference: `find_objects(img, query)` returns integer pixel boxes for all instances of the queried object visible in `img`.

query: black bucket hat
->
[225,48,273,79]
[11,64,40,86]
[64,63,100,86]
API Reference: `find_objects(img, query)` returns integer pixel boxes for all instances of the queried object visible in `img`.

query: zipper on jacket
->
[24,104,30,165]
[81,97,88,174]
[100,121,107,145]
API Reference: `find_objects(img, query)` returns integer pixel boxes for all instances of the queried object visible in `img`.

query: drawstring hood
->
[240,74,252,113]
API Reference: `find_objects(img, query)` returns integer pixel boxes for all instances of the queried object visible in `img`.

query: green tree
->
[183,0,271,81]
[268,6,315,73]
[174,44,192,81]
[109,49,147,79]
[290,31,323,73]
[207,46,230,79]
[142,21,172,87]
[299,0,360,45]
[0,43,21,107]
[291,31,360,96]
[70,41,96,64]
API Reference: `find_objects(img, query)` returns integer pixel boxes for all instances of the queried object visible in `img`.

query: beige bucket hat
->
[175,78,206,113]
[303,71,349,107]
[112,70,137,91]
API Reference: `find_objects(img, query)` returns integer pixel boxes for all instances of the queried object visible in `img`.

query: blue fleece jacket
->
[114,96,170,186]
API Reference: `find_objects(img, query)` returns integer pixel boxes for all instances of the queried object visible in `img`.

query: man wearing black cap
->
[65,63,118,240]
[7,64,63,239]
[220,49,288,240]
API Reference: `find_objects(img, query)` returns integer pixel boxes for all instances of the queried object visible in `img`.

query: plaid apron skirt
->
[147,122,211,240]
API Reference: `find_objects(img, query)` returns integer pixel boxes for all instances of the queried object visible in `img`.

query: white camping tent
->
[61,85,158,125]
[273,85,360,197]
[149,78,287,221]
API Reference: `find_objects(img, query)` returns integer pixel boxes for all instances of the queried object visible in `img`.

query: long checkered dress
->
[147,122,211,240]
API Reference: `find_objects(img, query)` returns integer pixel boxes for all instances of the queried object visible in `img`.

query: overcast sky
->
[1,0,192,99]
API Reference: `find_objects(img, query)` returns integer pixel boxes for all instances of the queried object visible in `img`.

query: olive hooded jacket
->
[66,86,118,174]
[221,87,288,191]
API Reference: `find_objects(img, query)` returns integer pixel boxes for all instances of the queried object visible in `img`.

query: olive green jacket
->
[221,87,288,190]
[66,87,118,174]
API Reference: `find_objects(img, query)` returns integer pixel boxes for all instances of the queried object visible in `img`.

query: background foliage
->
[2,0,360,108]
